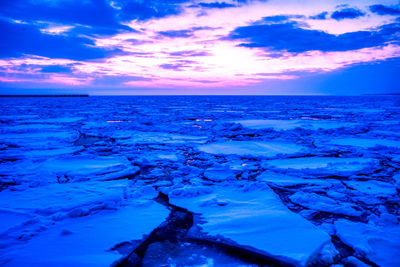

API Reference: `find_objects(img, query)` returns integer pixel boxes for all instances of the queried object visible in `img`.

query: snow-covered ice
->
[265,157,377,175]
[116,131,208,145]
[1,203,169,266]
[169,182,334,266]
[234,119,354,130]
[290,192,362,217]
[344,180,397,196]
[256,171,341,187]
[329,138,400,148]
[334,218,400,267]
[198,141,306,157]
[0,155,139,183]
[0,95,399,266]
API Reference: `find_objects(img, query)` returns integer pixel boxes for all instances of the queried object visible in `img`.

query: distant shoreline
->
[0,95,89,97]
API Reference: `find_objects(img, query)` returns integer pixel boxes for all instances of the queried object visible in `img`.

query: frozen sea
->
[0,95,399,267]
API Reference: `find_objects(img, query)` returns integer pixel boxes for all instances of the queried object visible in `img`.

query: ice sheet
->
[117,132,208,144]
[169,183,332,266]
[290,192,362,217]
[344,180,397,196]
[234,119,354,130]
[0,155,139,183]
[1,202,169,267]
[1,95,399,266]
[198,141,306,157]
[335,219,400,267]
[266,157,376,173]
[329,138,400,148]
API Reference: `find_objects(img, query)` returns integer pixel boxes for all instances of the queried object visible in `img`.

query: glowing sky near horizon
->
[0,0,400,94]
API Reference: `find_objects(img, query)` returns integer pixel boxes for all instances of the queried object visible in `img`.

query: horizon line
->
[1,93,400,97]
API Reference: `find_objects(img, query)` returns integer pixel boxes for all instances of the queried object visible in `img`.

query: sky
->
[0,0,400,95]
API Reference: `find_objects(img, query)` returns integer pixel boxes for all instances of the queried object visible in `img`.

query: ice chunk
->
[233,119,354,130]
[42,155,138,181]
[203,167,236,182]
[0,202,169,266]
[329,138,400,148]
[256,171,341,187]
[0,155,139,183]
[266,157,377,175]
[233,119,303,130]
[290,192,362,217]
[0,180,130,215]
[169,183,331,266]
[117,132,207,145]
[343,256,371,267]
[198,141,306,157]
[344,180,397,196]
[334,219,400,267]
[155,153,178,161]
[0,131,79,148]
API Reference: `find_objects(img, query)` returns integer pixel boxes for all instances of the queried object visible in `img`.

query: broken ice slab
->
[256,171,342,187]
[0,201,169,267]
[115,131,208,145]
[344,180,397,197]
[0,155,139,183]
[0,180,130,216]
[204,167,236,182]
[334,219,400,267]
[290,192,362,217]
[233,119,355,131]
[328,138,400,148]
[198,141,306,157]
[168,182,334,266]
[0,131,79,148]
[265,157,378,175]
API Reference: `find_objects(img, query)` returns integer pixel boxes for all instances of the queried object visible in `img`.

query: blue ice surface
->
[0,95,399,266]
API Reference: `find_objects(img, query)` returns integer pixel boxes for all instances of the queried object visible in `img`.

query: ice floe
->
[0,155,139,183]
[265,157,377,175]
[198,141,306,157]
[290,192,362,217]
[0,202,169,266]
[344,180,397,196]
[169,182,334,266]
[116,132,208,145]
[334,218,400,267]
[234,119,354,130]
[329,138,400,148]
